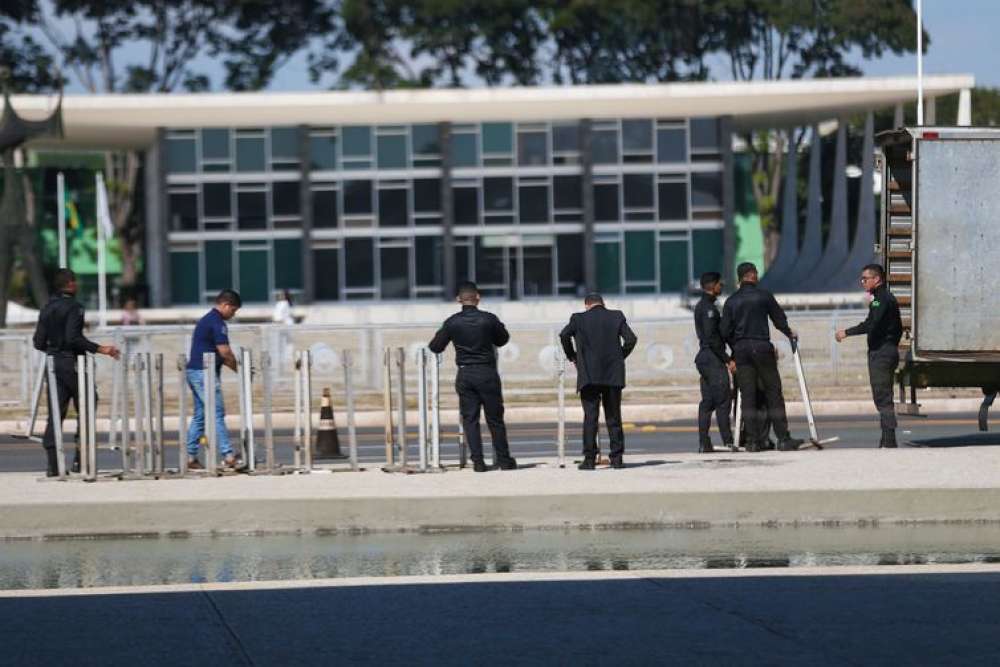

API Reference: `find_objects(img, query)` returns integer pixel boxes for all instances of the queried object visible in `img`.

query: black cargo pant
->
[456,364,513,464]
[732,340,791,448]
[695,350,733,447]
[580,384,624,462]
[42,355,96,454]
[868,345,899,431]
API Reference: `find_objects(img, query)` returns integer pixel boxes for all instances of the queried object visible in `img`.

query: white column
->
[958,88,972,126]
[926,97,936,125]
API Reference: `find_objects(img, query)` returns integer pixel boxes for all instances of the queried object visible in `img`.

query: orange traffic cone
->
[314,388,346,459]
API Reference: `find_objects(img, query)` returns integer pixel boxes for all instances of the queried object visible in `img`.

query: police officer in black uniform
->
[721,262,803,452]
[429,281,517,472]
[836,263,903,448]
[33,269,120,476]
[693,272,734,453]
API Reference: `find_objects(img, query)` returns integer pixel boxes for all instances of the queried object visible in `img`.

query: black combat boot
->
[778,437,804,451]
[45,448,60,477]
[881,429,898,448]
[497,457,517,471]
[698,439,714,453]
[473,460,489,472]
[578,459,596,470]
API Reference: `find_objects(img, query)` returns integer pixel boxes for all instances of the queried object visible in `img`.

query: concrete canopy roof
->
[10,74,974,150]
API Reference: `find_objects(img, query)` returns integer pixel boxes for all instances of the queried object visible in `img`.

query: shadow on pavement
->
[905,433,1000,448]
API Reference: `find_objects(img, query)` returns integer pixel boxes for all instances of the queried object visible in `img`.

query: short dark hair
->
[53,268,76,291]
[737,262,758,282]
[584,292,604,306]
[216,289,242,308]
[457,281,479,299]
[699,272,722,289]
[861,264,885,281]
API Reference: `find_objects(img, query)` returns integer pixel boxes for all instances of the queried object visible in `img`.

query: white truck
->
[876,127,1000,429]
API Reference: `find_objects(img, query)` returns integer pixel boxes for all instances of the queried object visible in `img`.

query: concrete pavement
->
[6,446,1000,538]
[4,565,1000,665]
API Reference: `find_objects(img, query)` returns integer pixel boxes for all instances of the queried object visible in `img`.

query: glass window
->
[659,239,689,291]
[453,186,479,225]
[522,244,553,296]
[557,234,584,290]
[553,176,582,210]
[344,180,373,215]
[274,239,303,290]
[380,246,409,299]
[377,134,408,169]
[592,130,619,164]
[167,137,196,173]
[204,240,233,291]
[270,127,299,161]
[517,131,548,166]
[342,126,372,157]
[519,185,549,223]
[552,124,579,153]
[413,178,441,212]
[411,124,440,155]
[237,191,267,229]
[312,189,338,228]
[690,118,720,150]
[416,237,443,286]
[596,242,621,293]
[482,123,513,154]
[310,135,337,171]
[658,181,688,220]
[623,174,654,209]
[202,183,231,218]
[236,136,266,172]
[345,238,374,288]
[625,231,656,281]
[313,248,340,300]
[201,129,230,160]
[452,133,478,167]
[692,229,723,276]
[238,247,270,303]
[622,119,653,152]
[170,251,200,303]
[454,240,471,283]
[272,181,301,217]
[168,192,198,231]
[475,239,505,286]
[484,177,514,211]
[594,183,620,221]
[691,172,722,208]
[657,128,687,163]
[378,188,408,227]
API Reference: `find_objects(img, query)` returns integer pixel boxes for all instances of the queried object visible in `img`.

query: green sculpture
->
[0,67,62,326]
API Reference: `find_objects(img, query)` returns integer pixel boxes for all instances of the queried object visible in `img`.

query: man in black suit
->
[720,262,803,452]
[429,281,517,472]
[559,293,638,470]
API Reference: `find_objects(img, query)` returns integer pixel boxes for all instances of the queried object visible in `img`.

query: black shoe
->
[778,438,804,451]
[698,441,714,453]
[578,459,596,470]
[497,457,517,471]
[45,448,59,477]
[71,451,81,474]
[881,429,898,448]
[473,461,489,473]
[610,457,625,469]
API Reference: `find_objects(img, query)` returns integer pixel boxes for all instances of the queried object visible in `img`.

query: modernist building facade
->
[19,75,974,305]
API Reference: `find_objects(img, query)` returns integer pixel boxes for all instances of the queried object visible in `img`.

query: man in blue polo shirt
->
[186,289,241,469]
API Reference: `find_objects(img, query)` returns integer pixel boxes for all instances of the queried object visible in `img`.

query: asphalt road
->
[1,412,997,474]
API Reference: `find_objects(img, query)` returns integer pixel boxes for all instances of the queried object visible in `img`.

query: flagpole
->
[57,172,66,268]
[96,173,108,329]
[916,0,924,125]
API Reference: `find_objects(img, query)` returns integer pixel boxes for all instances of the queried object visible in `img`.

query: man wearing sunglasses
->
[835,264,903,448]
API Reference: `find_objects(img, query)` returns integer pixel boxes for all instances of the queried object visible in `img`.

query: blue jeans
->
[185,368,232,458]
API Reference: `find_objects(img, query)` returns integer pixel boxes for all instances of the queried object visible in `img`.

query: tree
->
[0,0,62,324]
[707,0,925,265]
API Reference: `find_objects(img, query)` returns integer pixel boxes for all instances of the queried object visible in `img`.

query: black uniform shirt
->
[720,282,793,344]
[694,294,730,364]
[33,292,99,357]
[845,283,902,351]
[428,305,509,367]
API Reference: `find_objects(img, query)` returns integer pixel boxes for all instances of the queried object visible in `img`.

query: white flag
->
[95,173,115,239]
